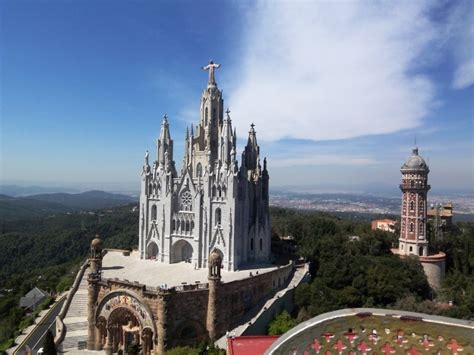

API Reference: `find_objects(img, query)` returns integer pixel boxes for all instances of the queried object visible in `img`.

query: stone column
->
[87,273,99,350]
[87,236,103,350]
[156,289,169,355]
[206,277,219,342]
[104,328,112,355]
[94,324,102,350]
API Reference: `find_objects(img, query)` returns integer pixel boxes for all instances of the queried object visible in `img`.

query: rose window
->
[180,191,192,211]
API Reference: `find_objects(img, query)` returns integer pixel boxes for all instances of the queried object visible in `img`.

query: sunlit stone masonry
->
[138,61,271,271]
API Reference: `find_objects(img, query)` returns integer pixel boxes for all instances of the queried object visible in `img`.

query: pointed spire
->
[157,114,174,172]
[160,114,171,141]
[247,123,258,147]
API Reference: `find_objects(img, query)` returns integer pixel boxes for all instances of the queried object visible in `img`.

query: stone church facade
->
[138,62,271,270]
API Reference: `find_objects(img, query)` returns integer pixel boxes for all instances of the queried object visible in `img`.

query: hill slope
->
[27,190,137,210]
[0,191,137,221]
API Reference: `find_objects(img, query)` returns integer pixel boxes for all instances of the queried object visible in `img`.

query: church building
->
[138,61,271,271]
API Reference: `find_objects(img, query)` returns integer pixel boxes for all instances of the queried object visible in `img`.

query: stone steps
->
[60,272,89,352]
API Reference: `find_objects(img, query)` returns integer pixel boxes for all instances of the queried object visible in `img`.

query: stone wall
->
[93,263,294,352]
[420,255,446,290]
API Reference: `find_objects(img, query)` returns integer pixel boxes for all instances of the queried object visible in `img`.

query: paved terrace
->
[101,250,280,287]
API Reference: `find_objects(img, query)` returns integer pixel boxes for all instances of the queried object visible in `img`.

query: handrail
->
[54,259,90,345]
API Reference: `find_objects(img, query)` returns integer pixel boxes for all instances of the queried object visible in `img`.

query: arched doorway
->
[96,291,156,355]
[171,240,193,263]
[146,242,159,259]
[108,308,141,353]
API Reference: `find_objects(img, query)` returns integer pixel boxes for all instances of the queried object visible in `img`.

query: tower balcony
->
[399,184,431,191]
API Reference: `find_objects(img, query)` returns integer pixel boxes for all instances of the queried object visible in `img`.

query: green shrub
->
[268,310,297,335]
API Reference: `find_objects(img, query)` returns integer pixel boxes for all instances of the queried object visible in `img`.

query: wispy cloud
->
[270,155,377,168]
[229,1,440,142]
[447,1,474,89]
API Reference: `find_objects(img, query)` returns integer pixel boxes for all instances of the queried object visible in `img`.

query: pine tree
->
[42,330,57,355]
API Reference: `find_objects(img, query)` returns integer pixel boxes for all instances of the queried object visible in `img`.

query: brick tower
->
[394,147,445,290]
[398,147,430,257]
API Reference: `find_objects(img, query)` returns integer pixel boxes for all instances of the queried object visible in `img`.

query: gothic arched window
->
[409,222,414,232]
[196,163,202,178]
[215,208,221,226]
[205,107,208,126]
[409,201,414,211]
[151,205,157,220]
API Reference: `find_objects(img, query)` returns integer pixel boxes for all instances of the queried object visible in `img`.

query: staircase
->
[59,274,89,352]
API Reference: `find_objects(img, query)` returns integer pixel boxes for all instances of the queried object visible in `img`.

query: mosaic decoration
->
[279,315,474,354]
[97,292,155,329]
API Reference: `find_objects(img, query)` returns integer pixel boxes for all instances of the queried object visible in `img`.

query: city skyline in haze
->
[1,1,473,195]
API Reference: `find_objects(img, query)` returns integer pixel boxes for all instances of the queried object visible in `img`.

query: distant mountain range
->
[0,190,137,221]
[0,184,80,197]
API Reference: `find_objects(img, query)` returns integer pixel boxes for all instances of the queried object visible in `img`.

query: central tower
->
[138,62,271,271]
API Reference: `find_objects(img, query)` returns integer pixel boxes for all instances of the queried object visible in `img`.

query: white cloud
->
[448,1,474,89]
[228,1,439,142]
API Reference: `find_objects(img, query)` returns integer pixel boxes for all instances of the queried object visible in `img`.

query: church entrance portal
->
[146,242,159,259]
[104,307,154,354]
[171,240,193,263]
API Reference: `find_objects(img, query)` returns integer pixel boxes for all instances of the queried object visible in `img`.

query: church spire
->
[157,114,174,169]
[243,123,260,171]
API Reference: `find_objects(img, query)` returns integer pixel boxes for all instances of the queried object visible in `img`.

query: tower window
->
[409,201,414,211]
[410,180,414,187]
[151,205,157,220]
[409,246,413,252]
[205,107,208,125]
[215,208,221,226]
[409,223,414,232]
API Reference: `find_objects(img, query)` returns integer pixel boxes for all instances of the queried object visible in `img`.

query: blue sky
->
[1,0,473,195]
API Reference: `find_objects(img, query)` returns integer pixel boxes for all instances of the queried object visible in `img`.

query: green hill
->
[0,191,137,221]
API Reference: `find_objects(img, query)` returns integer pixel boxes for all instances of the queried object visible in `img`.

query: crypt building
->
[138,62,271,270]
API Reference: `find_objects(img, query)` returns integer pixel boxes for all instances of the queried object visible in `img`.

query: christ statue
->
[202,60,221,84]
